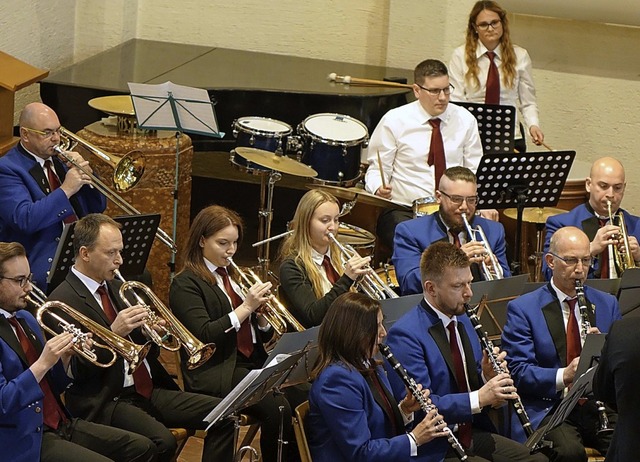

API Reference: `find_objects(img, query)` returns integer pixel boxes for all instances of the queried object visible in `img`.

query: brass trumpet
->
[226,258,305,336]
[461,213,504,280]
[28,285,150,373]
[114,270,215,369]
[606,200,636,275]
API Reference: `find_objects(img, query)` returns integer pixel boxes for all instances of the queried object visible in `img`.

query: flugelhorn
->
[461,213,504,280]
[54,129,178,254]
[327,232,398,299]
[114,270,215,369]
[606,200,635,275]
[27,285,150,373]
[226,258,305,336]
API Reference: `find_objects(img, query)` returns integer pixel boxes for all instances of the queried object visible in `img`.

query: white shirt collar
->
[0,307,13,319]
[204,257,225,275]
[311,247,332,266]
[475,42,502,59]
[549,278,574,303]
[71,266,103,295]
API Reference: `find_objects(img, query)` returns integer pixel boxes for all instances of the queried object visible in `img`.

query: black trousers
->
[444,428,548,462]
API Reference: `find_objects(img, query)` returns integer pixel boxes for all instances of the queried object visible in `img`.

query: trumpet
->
[226,258,305,336]
[606,200,636,275]
[27,285,150,374]
[114,270,215,369]
[55,128,178,254]
[461,213,503,281]
[327,232,398,300]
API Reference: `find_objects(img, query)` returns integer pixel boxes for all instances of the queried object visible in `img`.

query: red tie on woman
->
[322,255,340,284]
[44,159,77,224]
[565,298,582,365]
[427,118,446,190]
[485,51,500,104]
[447,321,472,448]
[215,267,254,358]
[7,317,68,429]
[97,285,153,399]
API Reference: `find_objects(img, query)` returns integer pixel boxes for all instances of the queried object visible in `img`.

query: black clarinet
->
[464,303,534,438]
[378,343,468,461]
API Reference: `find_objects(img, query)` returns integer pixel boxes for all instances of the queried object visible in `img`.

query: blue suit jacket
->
[0,144,106,290]
[0,311,71,462]
[385,300,494,462]
[542,203,640,280]
[393,213,510,295]
[309,362,410,462]
[501,283,621,442]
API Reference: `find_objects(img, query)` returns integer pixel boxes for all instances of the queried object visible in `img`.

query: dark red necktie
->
[44,159,77,224]
[485,51,500,104]
[97,285,153,399]
[215,267,254,358]
[447,321,472,448]
[7,317,68,429]
[450,230,462,248]
[565,298,582,365]
[370,369,400,436]
[427,118,446,190]
[598,219,610,279]
[322,255,340,284]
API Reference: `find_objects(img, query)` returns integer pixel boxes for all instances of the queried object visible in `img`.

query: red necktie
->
[97,285,153,399]
[370,369,400,436]
[450,230,462,248]
[44,159,77,225]
[565,298,582,365]
[322,255,340,284]
[447,321,472,448]
[216,267,254,358]
[427,119,446,190]
[485,51,500,104]
[598,219,610,279]
[7,317,68,430]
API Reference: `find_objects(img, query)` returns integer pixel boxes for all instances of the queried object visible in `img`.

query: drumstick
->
[540,141,554,151]
[327,72,413,89]
[376,149,387,189]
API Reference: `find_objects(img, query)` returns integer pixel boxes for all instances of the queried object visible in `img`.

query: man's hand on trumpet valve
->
[59,151,94,197]
[30,332,75,381]
[460,241,489,264]
[590,224,622,256]
[110,304,149,337]
[627,235,640,261]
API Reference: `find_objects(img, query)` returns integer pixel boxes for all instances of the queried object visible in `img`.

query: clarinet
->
[464,303,534,438]
[378,343,468,461]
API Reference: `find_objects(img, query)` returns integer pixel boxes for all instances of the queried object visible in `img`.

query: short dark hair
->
[73,213,121,256]
[420,241,470,284]
[443,166,476,183]
[0,242,26,276]
[414,59,449,84]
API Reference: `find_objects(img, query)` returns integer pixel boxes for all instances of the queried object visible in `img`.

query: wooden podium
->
[0,52,49,155]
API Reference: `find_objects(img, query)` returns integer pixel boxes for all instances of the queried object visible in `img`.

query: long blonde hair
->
[280,190,343,298]
[464,1,516,91]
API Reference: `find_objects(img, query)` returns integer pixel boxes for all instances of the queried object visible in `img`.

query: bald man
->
[0,103,106,291]
[542,157,640,280]
[502,227,620,460]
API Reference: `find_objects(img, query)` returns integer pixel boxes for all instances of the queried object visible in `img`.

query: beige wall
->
[3,0,639,210]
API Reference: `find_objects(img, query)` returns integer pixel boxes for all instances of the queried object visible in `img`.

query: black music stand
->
[452,101,516,153]
[616,268,640,317]
[263,327,320,386]
[476,151,576,275]
[47,214,160,292]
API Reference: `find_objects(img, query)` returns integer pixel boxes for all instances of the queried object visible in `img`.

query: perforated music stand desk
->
[47,214,161,292]
[616,268,640,317]
[476,151,576,275]
[263,327,320,386]
[452,101,516,153]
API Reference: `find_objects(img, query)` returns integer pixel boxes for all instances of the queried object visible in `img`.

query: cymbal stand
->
[277,404,288,462]
[257,170,282,280]
[528,222,546,282]
[339,198,356,217]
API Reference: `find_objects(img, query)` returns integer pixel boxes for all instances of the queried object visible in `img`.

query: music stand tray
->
[452,101,516,153]
[575,334,606,378]
[617,268,640,317]
[263,327,320,386]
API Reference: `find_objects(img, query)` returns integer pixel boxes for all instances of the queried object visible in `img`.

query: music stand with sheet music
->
[476,151,576,275]
[616,268,640,317]
[452,101,516,153]
[128,81,224,276]
[47,214,160,292]
[263,327,320,386]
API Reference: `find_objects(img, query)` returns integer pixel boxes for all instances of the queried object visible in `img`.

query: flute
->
[378,343,468,461]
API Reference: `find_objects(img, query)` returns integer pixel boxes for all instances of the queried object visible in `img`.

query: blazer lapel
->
[28,162,51,196]
[541,287,566,366]
[68,272,112,326]
[581,215,600,242]
[364,367,404,436]
[0,316,29,365]
[459,323,480,391]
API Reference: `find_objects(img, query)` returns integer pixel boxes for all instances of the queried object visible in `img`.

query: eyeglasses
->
[416,83,454,97]
[0,273,34,288]
[22,127,62,139]
[476,19,502,31]
[439,190,479,206]
[548,252,594,268]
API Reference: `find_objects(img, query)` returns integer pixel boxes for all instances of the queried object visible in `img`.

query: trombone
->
[27,285,151,374]
[55,128,178,254]
[606,200,636,275]
[461,213,504,280]
[114,270,215,369]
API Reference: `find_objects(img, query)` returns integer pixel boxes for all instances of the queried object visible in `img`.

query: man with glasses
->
[364,59,483,250]
[502,226,620,460]
[393,167,510,295]
[0,102,106,292]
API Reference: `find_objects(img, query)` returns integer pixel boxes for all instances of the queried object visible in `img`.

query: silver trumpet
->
[461,213,503,280]
[327,232,398,300]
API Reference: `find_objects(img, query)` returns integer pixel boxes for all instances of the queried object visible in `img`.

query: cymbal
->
[88,95,135,116]
[503,207,568,224]
[234,147,317,178]
[306,184,410,210]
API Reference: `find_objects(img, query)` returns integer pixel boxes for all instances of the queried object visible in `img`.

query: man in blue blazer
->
[0,103,106,291]
[0,241,154,462]
[393,166,510,295]
[502,227,621,460]
[542,157,640,280]
[386,241,545,462]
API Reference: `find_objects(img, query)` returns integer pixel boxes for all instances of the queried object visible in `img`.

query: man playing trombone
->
[48,214,235,462]
[0,103,106,292]
[0,241,156,461]
[393,167,510,295]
